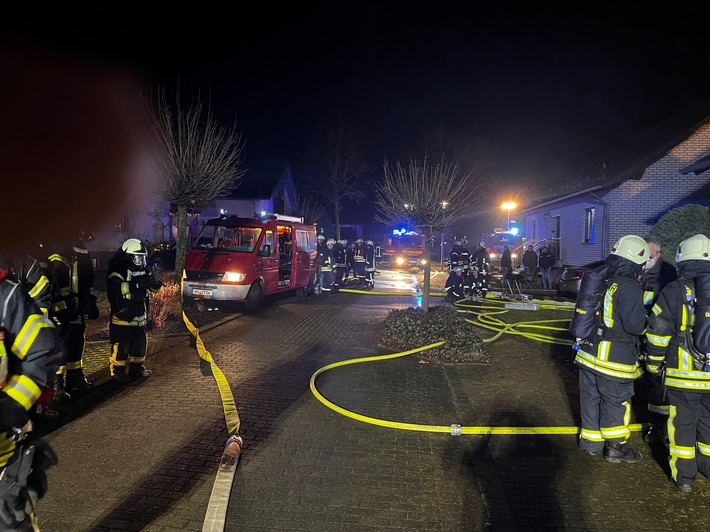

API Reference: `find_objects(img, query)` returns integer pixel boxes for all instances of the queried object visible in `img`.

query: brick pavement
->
[32,283,710,531]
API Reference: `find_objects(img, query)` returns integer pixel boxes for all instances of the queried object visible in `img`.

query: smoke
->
[0,41,160,256]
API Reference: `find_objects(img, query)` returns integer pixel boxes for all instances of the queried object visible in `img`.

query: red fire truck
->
[182,213,318,310]
[380,230,426,267]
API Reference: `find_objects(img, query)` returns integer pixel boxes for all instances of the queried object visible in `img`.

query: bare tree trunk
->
[422,228,432,312]
[175,204,188,278]
[334,198,341,240]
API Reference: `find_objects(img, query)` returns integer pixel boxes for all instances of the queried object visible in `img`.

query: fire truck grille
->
[185,271,223,282]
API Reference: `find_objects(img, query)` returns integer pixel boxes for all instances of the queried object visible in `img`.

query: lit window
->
[585,208,595,243]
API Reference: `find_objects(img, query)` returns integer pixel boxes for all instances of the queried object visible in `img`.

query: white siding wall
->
[605,123,710,255]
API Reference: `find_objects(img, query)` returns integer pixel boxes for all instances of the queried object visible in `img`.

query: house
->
[518,103,710,267]
[88,159,300,268]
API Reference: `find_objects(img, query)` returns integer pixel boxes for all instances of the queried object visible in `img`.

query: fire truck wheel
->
[244,282,263,311]
[296,278,313,298]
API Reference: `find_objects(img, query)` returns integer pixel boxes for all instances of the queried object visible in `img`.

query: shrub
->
[147,273,182,330]
[378,305,489,364]
[649,204,710,266]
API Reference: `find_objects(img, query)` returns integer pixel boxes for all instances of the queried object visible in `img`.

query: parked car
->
[148,241,176,275]
[558,260,605,294]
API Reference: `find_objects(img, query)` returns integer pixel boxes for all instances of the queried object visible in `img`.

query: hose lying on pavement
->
[310,340,644,436]
[183,311,242,532]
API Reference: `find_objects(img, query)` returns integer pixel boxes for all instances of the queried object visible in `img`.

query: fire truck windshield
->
[193,225,262,252]
[399,234,424,247]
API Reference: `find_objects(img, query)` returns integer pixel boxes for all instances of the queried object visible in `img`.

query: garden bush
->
[378,305,489,364]
[147,273,183,330]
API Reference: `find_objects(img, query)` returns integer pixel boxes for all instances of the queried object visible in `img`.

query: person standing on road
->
[639,236,677,446]
[334,239,348,291]
[320,239,337,295]
[645,234,710,493]
[0,266,61,530]
[539,246,555,290]
[315,234,326,294]
[449,239,462,272]
[522,245,538,275]
[345,241,355,283]
[471,242,490,299]
[459,237,471,274]
[575,235,649,463]
[353,238,366,287]
[106,239,162,382]
[500,245,512,278]
[364,240,376,290]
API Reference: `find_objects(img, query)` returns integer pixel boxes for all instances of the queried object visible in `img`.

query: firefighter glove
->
[134,273,152,290]
[0,393,29,434]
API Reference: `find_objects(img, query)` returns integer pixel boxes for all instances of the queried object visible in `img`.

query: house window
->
[585,208,595,243]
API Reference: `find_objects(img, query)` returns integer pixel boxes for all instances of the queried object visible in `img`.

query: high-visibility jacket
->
[574,262,646,382]
[107,253,162,327]
[0,271,62,466]
[646,265,710,392]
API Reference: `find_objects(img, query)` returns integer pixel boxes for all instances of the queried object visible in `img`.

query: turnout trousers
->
[644,370,669,431]
[666,389,710,485]
[109,323,147,376]
[578,368,634,453]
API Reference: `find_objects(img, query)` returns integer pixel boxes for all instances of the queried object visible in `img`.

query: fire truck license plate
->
[193,289,212,296]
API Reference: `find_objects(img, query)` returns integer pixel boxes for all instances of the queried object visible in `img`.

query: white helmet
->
[453,266,463,273]
[610,235,649,265]
[326,238,336,246]
[338,239,347,245]
[121,238,147,267]
[365,240,374,246]
[317,234,325,241]
[356,238,364,244]
[676,234,710,262]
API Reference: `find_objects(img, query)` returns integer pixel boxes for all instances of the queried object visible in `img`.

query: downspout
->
[589,192,608,260]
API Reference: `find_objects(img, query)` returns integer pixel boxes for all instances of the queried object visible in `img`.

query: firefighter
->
[50,230,99,396]
[574,235,649,463]
[460,237,471,273]
[47,248,73,402]
[315,234,326,294]
[346,241,355,282]
[364,240,376,290]
[445,266,466,303]
[0,266,62,530]
[449,239,462,272]
[320,239,336,295]
[645,234,710,493]
[106,239,162,382]
[466,266,484,299]
[639,236,677,445]
[471,241,490,298]
[334,239,348,290]
[353,238,366,287]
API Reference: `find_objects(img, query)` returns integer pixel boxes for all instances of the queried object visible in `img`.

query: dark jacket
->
[574,256,646,382]
[641,258,677,310]
[539,250,555,270]
[522,249,538,270]
[500,248,512,270]
[445,272,465,300]
[107,252,162,327]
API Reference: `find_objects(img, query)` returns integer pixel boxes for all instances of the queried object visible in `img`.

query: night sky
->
[3,2,710,237]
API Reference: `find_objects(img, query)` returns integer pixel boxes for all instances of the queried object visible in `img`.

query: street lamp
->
[501,201,517,231]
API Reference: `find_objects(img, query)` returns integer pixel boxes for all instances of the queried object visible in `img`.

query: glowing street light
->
[501,201,517,231]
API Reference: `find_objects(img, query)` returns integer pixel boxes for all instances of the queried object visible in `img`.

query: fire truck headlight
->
[489,253,496,259]
[511,253,517,259]
[223,271,246,282]
[396,257,405,266]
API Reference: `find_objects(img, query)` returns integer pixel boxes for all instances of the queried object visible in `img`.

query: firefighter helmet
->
[453,266,463,273]
[317,234,325,241]
[121,238,147,267]
[365,240,373,246]
[676,234,710,262]
[338,239,347,245]
[356,238,364,244]
[454,239,462,245]
[326,238,336,246]
[610,235,649,265]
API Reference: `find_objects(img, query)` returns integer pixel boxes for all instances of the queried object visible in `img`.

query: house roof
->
[521,101,710,213]
[225,159,291,200]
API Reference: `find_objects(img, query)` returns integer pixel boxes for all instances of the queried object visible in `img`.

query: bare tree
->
[375,154,481,311]
[294,192,328,226]
[153,91,246,276]
[308,121,367,239]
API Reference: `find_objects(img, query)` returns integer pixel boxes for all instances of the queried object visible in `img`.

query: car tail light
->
[572,272,583,280]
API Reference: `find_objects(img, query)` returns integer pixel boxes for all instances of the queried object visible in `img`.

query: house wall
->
[524,196,606,266]
[604,122,710,255]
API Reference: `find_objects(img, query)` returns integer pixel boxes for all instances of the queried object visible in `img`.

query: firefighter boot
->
[604,442,642,464]
[34,404,59,420]
[52,375,71,402]
[129,363,152,379]
[643,426,668,446]
[674,477,693,494]
[66,369,93,392]
[112,366,131,383]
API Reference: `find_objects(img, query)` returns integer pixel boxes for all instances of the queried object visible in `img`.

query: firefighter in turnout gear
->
[645,234,710,493]
[353,238,366,287]
[639,236,677,446]
[320,239,336,294]
[315,234,326,294]
[334,239,348,290]
[364,240,376,290]
[575,235,649,463]
[471,242,490,298]
[445,267,466,303]
[460,237,471,273]
[53,231,99,395]
[107,239,162,382]
[0,268,61,530]
[449,239,462,272]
